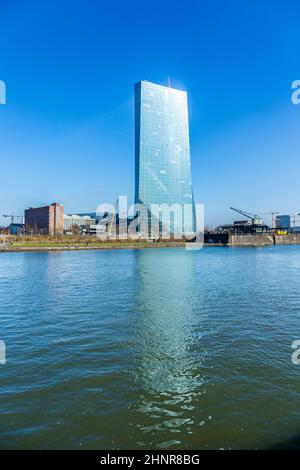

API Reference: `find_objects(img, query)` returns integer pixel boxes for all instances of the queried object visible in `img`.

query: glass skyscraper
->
[134,80,195,236]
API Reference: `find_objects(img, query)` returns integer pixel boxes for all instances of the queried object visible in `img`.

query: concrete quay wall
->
[275,234,300,245]
[228,234,274,246]
[228,233,300,246]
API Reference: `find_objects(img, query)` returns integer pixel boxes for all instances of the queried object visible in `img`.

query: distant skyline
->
[1,0,300,227]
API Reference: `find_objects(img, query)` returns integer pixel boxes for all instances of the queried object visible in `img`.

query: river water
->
[0,246,300,449]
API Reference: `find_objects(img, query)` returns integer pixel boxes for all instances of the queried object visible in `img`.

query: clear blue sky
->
[1,0,300,227]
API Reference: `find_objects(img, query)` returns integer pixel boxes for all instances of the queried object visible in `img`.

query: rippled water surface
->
[0,246,300,449]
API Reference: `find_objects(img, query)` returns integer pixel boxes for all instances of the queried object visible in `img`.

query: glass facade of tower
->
[135,80,195,236]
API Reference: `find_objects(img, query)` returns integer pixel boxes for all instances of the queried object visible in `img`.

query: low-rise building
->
[9,223,24,235]
[25,203,64,235]
[63,214,96,233]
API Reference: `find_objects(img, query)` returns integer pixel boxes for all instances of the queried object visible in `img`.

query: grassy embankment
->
[0,236,186,251]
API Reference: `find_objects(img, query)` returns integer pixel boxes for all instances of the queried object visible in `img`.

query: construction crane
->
[229,207,263,225]
[261,211,279,228]
[291,214,300,228]
[3,214,23,224]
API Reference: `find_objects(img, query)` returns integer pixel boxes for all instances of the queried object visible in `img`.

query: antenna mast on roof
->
[168,76,172,88]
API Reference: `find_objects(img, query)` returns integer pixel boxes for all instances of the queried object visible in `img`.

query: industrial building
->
[217,207,269,234]
[25,203,64,235]
[275,215,291,229]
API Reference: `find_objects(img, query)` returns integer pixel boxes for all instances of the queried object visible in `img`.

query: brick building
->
[25,203,64,235]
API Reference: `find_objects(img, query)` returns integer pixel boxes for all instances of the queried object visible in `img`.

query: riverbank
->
[1,232,300,252]
[0,236,187,252]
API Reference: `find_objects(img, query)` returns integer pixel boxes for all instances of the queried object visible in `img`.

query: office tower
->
[134,80,195,236]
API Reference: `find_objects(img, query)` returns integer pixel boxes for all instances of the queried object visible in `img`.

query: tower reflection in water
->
[129,249,208,448]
